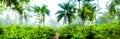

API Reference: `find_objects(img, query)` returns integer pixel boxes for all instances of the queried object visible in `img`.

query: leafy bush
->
[59,23,120,39]
[0,24,56,39]
[0,23,120,39]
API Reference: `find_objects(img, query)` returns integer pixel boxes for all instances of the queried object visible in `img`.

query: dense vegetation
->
[59,23,120,39]
[0,0,120,39]
[0,23,119,39]
[0,24,55,39]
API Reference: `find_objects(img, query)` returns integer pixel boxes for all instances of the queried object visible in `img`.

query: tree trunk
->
[81,19,86,32]
[43,14,45,26]
[68,16,70,30]
[78,1,81,26]
[118,13,120,24]
[76,17,81,25]
[19,14,23,25]
[63,17,67,25]
[38,15,41,26]
[89,21,93,31]
[68,21,70,30]
[78,1,80,8]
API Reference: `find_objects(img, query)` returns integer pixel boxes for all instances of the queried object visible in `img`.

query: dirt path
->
[53,32,59,39]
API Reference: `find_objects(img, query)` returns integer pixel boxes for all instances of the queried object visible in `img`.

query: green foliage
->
[56,2,76,24]
[78,2,96,21]
[33,5,50,15]
[0,3,6,14]
[82,0,94,2]
[0,0,30,14]
[107,0,120,19]
[33,5,50,25]
[108,2,116,19]
[0,24,55,39]
[0,0,30,6]
[0,0,31,22]
[59,23,120,39]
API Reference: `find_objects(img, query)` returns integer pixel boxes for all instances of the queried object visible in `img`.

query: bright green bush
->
[0,23,120,39]
[0,24,56,39]
[59,23,120,39]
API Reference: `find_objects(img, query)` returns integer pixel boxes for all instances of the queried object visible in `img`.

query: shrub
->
[59,23,120,39]
[0,24,56,39]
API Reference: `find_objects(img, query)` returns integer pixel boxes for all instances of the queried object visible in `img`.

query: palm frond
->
[56,10,65,15]
[56,2,76,25]
[57,14,64,22]
[33,5,41,13]
[45,9,50,16]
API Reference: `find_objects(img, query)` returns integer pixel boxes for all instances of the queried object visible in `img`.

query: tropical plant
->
[77,0,96,32]
[33,5,50,26]
[108,1,116,19]
[0,0,30,24]
[107,0,120,23]
[0,3,6,14]
[40,5,50,26]
[0,24,56,39]
[116,9,120,24]
[78,1,96,26]
[59,22,120,39]
[56,2,76,29]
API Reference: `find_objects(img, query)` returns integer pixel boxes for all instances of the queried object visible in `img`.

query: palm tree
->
[77,1,96,33]
[0,0,30,24]
[33,5,50,26]
[108,2,116,19]
[0,3,6,14]
[78,1,96,38]
[78,0,95,26]
[56,2,76,29]
[40,5,50,26]
[107,0,120,23]
[33,5,41,26]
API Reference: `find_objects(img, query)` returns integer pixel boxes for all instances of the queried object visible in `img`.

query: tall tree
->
[77,0,95,26]
[33,5,41,26]
[56,2,76,29]
[0,0,30,24]
[33,5,50,26]
[0,2,7,14]
[77,0,96,33]
[40,5,50,26]
[108,1,116,19]
[116,8,120,24]
[107,0,120,23]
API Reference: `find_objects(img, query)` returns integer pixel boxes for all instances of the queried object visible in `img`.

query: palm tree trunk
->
[81,18,86,32]
[118,13,120,24]
[81,19,84,26]
[78,1,80,8]
[76,17,81,25]
[89,21,93,30]
[63,17,67,25]
[81,6,86,32]
[78,1,81,26]
[38,15,41,26]
[68,20,70,30]
[19,14,23,24]
[43,14,45,26]
[68,16,70,30]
